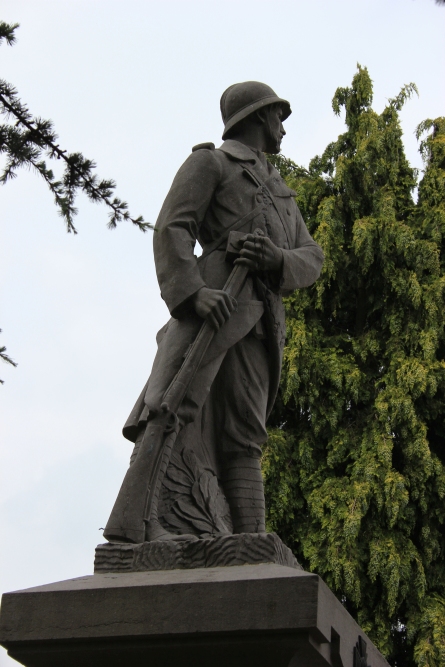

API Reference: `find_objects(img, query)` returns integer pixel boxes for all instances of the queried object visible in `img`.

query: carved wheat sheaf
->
[159,446,233,536]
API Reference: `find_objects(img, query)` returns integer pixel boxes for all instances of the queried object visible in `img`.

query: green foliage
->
[416,118,445,255]
[264,66,445,666]
[0,20,19,46]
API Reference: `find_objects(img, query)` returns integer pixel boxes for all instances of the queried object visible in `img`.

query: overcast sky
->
[1,1,444,663]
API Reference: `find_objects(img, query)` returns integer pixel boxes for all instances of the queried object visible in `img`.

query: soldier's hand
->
[235,234,283,272]
[192,287,237,330]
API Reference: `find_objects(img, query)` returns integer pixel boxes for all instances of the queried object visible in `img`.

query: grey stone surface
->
[0,563,389,667]
[103,81,324,545]
[94,532,302,573]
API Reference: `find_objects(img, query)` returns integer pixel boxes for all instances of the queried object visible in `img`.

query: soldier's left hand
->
[235,234,283,272]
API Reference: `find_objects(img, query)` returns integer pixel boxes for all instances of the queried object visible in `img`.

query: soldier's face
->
[264,106,286,154]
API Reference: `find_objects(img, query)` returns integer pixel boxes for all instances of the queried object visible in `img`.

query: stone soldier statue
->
[104,82,324,544]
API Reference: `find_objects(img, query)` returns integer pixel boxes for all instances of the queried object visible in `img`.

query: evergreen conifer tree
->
[264,66,445,666]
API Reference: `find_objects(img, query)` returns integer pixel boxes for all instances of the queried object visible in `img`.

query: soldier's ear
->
[255,108,268,125]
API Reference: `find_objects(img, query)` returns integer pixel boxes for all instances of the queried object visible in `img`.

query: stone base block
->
[0,563,389,667]
[94,532,301,573]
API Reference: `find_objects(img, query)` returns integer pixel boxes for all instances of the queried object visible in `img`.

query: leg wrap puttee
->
[222,456,266,534]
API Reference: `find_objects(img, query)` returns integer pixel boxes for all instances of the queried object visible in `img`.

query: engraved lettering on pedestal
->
[354,636,371,667]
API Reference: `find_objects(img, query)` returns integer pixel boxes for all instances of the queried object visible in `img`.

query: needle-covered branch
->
[0,21,152,234]
[0,330,17,385]
[0,20,18,46]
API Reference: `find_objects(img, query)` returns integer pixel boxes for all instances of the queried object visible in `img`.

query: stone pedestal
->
[94,532,302,573]
[0,557,389,667]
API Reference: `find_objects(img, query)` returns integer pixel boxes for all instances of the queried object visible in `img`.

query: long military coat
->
[123,140,324,445]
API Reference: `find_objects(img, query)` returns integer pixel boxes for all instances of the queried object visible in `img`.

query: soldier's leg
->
[124,325,268,541]
[222,455,266,533]
[213,333,270,534]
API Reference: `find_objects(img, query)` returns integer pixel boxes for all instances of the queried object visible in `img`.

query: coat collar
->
[217,139,258,163]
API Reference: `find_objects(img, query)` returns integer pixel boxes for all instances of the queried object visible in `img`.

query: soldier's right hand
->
[192,287,236,330]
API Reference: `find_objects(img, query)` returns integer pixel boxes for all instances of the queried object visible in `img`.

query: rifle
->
[103,230,258,544]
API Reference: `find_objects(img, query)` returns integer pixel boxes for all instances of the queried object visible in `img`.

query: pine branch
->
[0,347,17,368]
[389,83,418,112]
[0,21,19,46]
[0,330,17,385]
[0,82,153,232]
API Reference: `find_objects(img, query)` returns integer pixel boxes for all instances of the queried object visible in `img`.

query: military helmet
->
[220,81,291,140]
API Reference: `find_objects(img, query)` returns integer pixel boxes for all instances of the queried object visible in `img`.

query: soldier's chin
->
[266,136,282,154]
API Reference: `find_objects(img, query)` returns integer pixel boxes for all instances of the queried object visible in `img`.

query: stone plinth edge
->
[94,531,301,573]
[0,564,390,667]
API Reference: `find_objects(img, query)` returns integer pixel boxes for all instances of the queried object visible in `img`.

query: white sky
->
[1,1,444,663]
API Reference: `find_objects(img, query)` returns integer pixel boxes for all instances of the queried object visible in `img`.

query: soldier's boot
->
[222,456,266,534]
[126,433,198,543]
[144,517,198,542]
